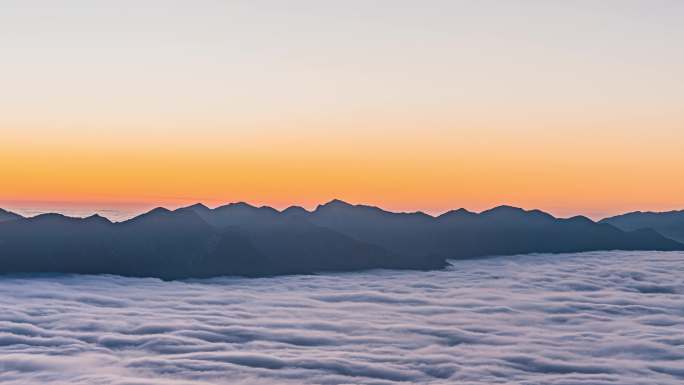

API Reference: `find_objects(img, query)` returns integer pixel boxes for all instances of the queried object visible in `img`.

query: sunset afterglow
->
[2,1,683,219]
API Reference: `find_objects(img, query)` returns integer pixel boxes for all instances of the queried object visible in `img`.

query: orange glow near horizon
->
[3,115,684,220]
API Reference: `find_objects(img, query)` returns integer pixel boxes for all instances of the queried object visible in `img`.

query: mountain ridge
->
[602,209,684,243]
[0,200,682,279]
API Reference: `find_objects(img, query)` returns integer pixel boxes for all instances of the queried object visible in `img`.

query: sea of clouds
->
[0,251,682,384]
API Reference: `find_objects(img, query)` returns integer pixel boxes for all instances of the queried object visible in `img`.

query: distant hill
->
[0,200,682,279]
[601,210,684,243]
[307,201,683,259]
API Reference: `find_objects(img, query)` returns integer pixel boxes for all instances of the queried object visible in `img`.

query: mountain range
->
[0,200,682,279]
[602,210,684,243]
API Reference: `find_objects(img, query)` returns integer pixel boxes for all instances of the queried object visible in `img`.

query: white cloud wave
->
[0,251,682,384]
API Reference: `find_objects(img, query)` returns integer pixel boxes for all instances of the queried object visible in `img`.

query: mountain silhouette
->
[601,210,684,243]
[0,200,682,279]
[308,201,683,259]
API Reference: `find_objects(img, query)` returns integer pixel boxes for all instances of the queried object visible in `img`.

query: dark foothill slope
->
[308,201,683,258]
[0,209,23,223]
[0,200,682,279]
[602,210,684,243]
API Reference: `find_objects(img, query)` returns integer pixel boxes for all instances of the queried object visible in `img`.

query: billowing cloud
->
[0,251,682,384]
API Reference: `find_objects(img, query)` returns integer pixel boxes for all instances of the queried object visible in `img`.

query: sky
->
[1,0,683,220]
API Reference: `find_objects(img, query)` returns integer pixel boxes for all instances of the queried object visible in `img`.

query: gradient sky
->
[2,0,683,220]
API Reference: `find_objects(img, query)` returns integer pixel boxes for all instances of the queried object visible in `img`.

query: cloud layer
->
[0,251,683,384]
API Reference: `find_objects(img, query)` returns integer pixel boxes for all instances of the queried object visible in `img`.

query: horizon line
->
[3,198,684,223]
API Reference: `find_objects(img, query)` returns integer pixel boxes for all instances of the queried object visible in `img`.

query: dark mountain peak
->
[25,213,107,226]
[404,210,434,219]
[438,208,475,219]
[174,203,213,223]
[316,200,417,217]
[217,202,256,210]
[258,205,280,214]
[148,207,172,215]
[30,213,70,221]
[480,205,555,220]
[195,201,280,228]
[314,200,433,219]
[282,206,310,216]
[214,202,281,215]
[183,203,210,211]
[123,207,174,224]
[175,203,213,218]
[317,199,353,211]
[122,206,210,230]
[564,215,594,224]
[84,214,112,224]
[481,205,525,215]
[217,202,279,213]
